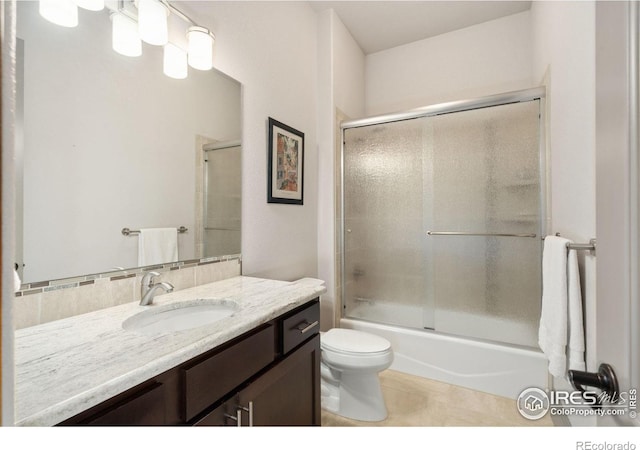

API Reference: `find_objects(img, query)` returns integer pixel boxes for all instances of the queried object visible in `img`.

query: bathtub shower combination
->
[340,88,549,399]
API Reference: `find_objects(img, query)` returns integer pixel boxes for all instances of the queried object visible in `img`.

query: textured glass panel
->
[425,101,541,347]
[343,120,433,329]
[204,146,241,255]
[342,100,542,347]
[204,229,240,256]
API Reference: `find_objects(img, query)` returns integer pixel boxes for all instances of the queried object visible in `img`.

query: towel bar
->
[122,226,188,236]
[567,239,596,253]
[543,234,597,255]
[426,231,537,238]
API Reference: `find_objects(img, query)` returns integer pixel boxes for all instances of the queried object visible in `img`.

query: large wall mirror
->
[16,2,242,285]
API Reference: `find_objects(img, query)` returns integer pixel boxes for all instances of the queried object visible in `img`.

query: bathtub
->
[340,317,548,400]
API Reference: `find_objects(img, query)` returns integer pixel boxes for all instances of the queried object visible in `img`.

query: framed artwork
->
[267,117,304,205]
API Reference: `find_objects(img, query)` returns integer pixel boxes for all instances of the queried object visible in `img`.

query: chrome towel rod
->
[122,226,188,236]
[426,231,537,238]
[543,234,597,255]
[566,239,597,253]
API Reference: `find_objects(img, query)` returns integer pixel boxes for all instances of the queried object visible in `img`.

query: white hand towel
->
[138,228,178,266]
[14,268,22,292]
[538,236,585,378]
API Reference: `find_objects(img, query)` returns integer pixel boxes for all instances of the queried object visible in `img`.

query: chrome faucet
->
[140,271,174,306]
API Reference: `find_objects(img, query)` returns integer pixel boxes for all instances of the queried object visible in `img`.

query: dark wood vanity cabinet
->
[195,335,320,426]
[60,299,321,427]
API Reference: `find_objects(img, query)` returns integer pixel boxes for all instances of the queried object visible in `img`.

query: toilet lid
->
[321,328,391,354]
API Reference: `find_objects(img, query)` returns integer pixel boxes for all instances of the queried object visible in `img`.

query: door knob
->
[568,363,619,406]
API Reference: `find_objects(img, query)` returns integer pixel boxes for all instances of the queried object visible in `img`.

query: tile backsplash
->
[14,257,241,329]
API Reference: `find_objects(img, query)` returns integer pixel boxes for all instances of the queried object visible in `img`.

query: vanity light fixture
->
[187,26,214,71]
[38,0,216,79]
[136,0,169,46]
[74,0,104,11]
[163,43,188,79]
[111,12,142,57]
[39,0,79,28]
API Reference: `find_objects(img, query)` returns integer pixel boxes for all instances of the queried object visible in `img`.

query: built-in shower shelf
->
[501,181,538,189]
[497,216,538,223]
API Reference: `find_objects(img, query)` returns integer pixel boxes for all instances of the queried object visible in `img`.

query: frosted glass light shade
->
[39,0,78,27]
[163,44,188,79]
[74,0,104,11]
[187,26,214,71]
[137,0,169,46]
[111,13,142,57]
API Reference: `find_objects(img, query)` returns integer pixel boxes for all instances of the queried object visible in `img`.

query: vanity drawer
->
[182,323,275,422]
[281,299,320,355]
[80,382,165,426]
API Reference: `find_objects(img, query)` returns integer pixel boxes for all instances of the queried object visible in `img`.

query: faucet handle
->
[142,271,160,286]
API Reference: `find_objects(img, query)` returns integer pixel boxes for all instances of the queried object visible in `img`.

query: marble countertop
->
[14,276,326,426]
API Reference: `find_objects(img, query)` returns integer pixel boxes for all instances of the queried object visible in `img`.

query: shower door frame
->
[200,140,242,259]
[339,87,548,337]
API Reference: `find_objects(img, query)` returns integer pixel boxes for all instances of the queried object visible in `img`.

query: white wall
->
[317,9,365,329]
[331,13,366,119]
[183,1,319,281]
[365,11,533,116]
[531,0,596,425]
[531,1,597,348]
[532,1,596,243]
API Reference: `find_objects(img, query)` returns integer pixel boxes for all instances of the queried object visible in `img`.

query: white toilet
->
[320,328,393,422]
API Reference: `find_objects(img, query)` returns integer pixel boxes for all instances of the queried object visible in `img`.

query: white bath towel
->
[138,228,178,266]
[538,236,586,378]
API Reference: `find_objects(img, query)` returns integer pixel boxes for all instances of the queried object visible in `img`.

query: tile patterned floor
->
[321,369,554,427]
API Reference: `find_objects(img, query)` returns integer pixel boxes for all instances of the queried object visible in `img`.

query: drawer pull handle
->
[295,320,319,334]
[224,409,242,427]
[240,401,254,427]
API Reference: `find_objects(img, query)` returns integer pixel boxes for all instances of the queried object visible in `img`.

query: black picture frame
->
[267,117,304,205]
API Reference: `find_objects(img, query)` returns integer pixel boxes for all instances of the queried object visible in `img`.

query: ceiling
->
[308,1,532,54]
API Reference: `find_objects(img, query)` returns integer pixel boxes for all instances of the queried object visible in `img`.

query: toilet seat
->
[321,328,391,355]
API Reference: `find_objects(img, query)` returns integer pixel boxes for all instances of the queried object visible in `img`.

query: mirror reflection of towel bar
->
[122,226,188,236]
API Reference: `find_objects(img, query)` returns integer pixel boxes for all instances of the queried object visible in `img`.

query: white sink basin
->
[123,299,239,335]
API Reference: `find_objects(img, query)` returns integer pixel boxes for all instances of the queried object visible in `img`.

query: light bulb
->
[74,0,104,11]
[137,0,169,46]
[163,43,188,79]
[39,0,78,27]
[187,26,214,71]
[111,13,142,57]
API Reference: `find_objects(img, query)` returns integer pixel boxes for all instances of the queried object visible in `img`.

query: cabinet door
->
[238,334,321,426]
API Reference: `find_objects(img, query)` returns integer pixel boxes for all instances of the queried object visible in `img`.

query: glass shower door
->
[424,101,542,347]
[342,98,543,348]
[203,144,241,256]
[343,118,435,330]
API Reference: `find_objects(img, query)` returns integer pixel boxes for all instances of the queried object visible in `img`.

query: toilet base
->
[321,367,388,422]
